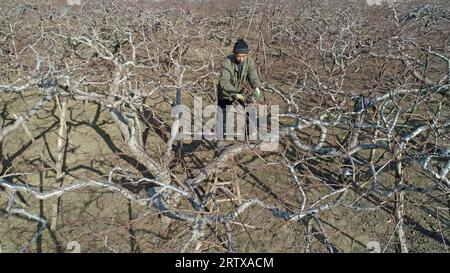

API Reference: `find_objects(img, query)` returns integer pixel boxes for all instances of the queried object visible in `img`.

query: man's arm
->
[247,57,261,89]
[218,59,236,100]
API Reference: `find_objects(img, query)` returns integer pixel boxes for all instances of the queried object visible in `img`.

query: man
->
[216,38,263,148]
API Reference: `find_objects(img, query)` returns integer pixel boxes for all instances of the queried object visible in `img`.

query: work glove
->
[235,93,245,102]
[254,87,261,99]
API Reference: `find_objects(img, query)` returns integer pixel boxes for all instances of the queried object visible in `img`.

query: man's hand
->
[254,87,262,99]
[235,93,245,102]
[254,87,261,98]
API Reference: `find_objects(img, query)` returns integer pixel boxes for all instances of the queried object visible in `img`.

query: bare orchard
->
[0,0,449,253]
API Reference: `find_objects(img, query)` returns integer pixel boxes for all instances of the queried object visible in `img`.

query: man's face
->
[235,53,247,64]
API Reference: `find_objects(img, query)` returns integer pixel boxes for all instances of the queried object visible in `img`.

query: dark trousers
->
[217,99,232,140]
[217,99,252,141]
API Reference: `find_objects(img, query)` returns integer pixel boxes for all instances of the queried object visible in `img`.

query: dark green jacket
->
[217,54,261,101]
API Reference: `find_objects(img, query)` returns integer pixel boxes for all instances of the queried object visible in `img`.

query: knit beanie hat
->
[233,39,249,54]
